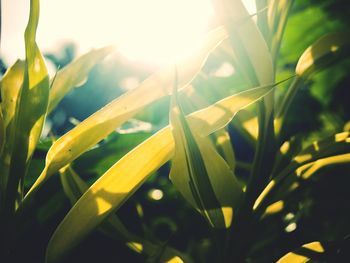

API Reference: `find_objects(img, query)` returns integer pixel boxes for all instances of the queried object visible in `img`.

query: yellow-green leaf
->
[59,165,189,262]
[254,132,350,211]
[169,73,242,228]
[296,32,350,78]
[0,109,4,155]
[26,26,228,199]
[180,85,236,170]
[277,241,325,263]
[4,0,49,212]
[48,46,114,113]
[268,0,294,61]
[46,84,275,261]
[213,0,274,86]
[0,60,25,134]
[0,60,25,196]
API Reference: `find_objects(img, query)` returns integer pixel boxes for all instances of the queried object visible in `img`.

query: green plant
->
[1,0,349,262]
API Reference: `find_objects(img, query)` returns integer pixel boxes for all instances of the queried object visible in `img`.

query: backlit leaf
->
[277,241,325,263]
[48,46,114,113]
[0,109,4,156]
[213,0,274,86]
[254,132,350,211]
[26,26,228,198]
[3,0,49,212]
[268,0,295,61]
[169,73,242,228]
[59,165,189,262]
[46,84,275,261]
[0,60,25,192]
[296,32,350,78]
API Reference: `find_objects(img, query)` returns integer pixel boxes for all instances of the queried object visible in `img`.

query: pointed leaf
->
[268,0,295,61]
[296,32,350,78]
[48,46,114,113]
[3,0,49,212]
[180,85,236,170]
[0,60,25,196]
[254,132,350,211]
[277,241,325,263]
[213,0,274,86]
[169,76,242,228]
[59,165,189,262]
[0,109,4,155]
[26,26,228,198]
[46,84,275,261]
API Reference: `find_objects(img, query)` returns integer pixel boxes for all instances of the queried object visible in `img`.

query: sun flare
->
[2,0,258,67]
[114,0,214,65]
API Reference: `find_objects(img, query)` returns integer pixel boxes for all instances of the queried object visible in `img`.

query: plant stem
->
[275,76,303,137]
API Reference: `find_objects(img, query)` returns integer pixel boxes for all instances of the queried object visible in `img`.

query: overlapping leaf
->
[267,0,295,61]
[277,241,325,263]
[2,0,49,211]
[254,132,350,211]
[46,83,275,261]
[213,0,274,86]
[169,74,242,228]
[180,85,236,170]
[276,32,350,135]
[26,26,228,198]
[58,165,188,263]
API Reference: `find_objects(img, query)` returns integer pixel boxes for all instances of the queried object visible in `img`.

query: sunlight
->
[114,0,214,65]
[2,0,257,67]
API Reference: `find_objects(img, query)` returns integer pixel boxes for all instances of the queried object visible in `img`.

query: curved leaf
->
[3,0,49,213]
[169,74,242,228]
[277,241,325,263]
[254,132,350,211]
[48,46,114,113]
[59,165,189,263]
[213,0,274,86]
[296,32,350,78]
[46,84,275,261]
[0,60,25,199]
[26,26,228,198]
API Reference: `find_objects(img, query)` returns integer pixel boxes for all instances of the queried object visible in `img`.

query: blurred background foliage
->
[1,0,349,262]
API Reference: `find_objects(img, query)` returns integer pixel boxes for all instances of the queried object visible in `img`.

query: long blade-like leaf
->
[3,0,49,213]
[48,46,114,113]
[59,165,189,263]
[296,32,350,78]
[180,85,236,170]
[277,241,325,263]
[213,0,274,86]
[0,60,25,194]
[26,26,228,198]
[254,132,350,211]
[46,83,275,261]
[169,75,242,228]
